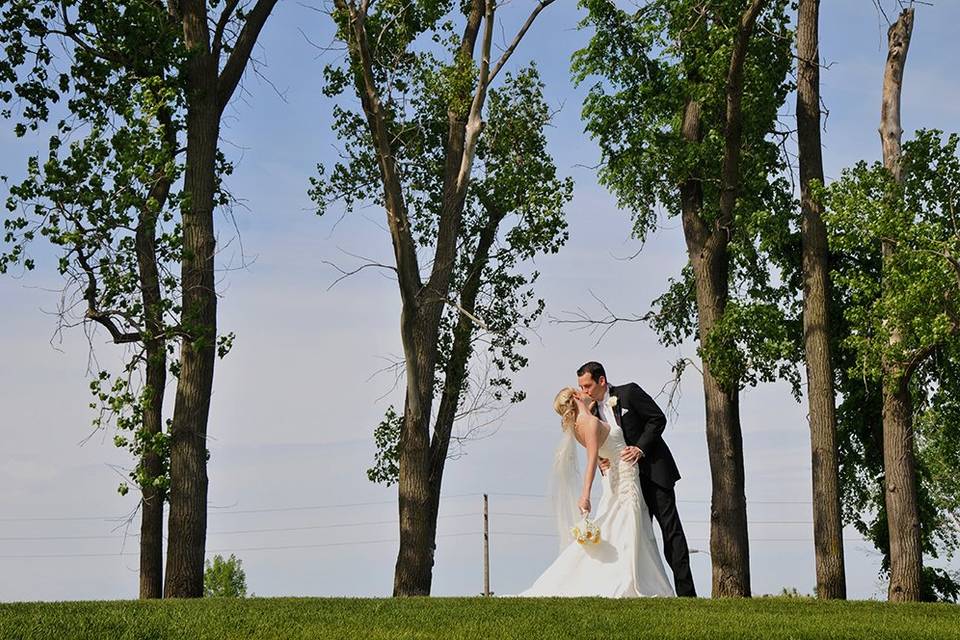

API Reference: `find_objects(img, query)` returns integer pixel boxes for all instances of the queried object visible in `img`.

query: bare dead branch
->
[549,290,654,347]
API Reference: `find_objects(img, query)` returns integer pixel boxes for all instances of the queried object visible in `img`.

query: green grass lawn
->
[1,597,958,640]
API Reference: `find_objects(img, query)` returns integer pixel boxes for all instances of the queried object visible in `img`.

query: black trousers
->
[640,478,697,597]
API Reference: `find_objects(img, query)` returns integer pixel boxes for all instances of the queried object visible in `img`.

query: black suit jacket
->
[608,382,681,488]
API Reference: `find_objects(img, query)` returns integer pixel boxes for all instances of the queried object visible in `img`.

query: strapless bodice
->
[598,421,627,459]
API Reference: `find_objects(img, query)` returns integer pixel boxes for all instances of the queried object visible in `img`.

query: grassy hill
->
[2,596,959,640]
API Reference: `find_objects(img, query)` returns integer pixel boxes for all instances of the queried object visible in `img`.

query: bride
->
[518,387,675,597]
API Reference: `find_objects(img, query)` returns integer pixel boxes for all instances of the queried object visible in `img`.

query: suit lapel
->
[609,384,623,428]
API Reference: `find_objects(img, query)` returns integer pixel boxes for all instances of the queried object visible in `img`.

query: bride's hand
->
[573,393,592,411]
[578,495,591,515]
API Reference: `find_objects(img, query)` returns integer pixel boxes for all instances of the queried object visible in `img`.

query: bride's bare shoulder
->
[574,410,603,435]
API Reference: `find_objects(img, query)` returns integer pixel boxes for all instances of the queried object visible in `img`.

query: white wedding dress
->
[519,424,675,597]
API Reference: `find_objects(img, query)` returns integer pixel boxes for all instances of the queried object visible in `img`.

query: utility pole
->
[483,493,490,596]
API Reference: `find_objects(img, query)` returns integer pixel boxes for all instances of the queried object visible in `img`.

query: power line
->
[0,493,821,524]
[489,531,871,543]
[0,531,878,559]
[0,513,481,542]
[0,493,486,523]
[0,532,479,559]
[487,493,813,505]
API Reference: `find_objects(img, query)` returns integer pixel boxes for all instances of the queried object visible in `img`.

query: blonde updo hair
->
[553,387,578,431]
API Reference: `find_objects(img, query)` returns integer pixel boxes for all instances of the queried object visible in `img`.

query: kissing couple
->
[519,361,696,598]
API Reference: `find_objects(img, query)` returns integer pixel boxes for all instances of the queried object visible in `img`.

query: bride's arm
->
[575,399,601,514]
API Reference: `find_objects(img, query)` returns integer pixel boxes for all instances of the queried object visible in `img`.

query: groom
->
[577,361,697,597]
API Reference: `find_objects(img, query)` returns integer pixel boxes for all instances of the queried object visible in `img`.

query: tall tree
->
[164,0,278,599]
[877,7,921,602]
[825,125,960,602]
[829,132,960,602]
[795,0,846,599]
[317,0,557,596]
[330,63,571,573]
[0,0,278,598]
[1,0,184,599]
[574,0,796,597]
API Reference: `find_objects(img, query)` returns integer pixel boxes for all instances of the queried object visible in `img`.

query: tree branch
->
[335,0,422,305]
[716,0,768,233]
[216,0,279,114]
[549,291,654,347]
[74,243,143,344]
[212,0,241,58]
[486,0,556,86]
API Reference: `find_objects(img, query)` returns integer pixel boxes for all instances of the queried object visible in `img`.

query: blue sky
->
[2,0,959,601]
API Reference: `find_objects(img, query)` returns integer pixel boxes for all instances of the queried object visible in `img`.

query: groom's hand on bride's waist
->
[620,446,644,464]
[598,457,610,475]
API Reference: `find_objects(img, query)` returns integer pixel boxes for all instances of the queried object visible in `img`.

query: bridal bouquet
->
[570,517,601,545]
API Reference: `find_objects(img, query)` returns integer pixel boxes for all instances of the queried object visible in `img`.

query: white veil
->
[549,424,582,552]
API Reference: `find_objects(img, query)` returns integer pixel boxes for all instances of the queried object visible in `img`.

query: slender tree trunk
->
[164,2,219,597]
[881,374,922,600]
[678,0,767,598]
[389,0,485,597]
[135,108,175,598]
[424,209,503,549]
[796,0,846,600]
[393,320,438,596]
[161,0,277,598]
[393,195,486,597]
[138,344,167,599]
[333,0,548,595]
[678,94,750,598]
[695,242,751,598]
[878,7,922,603]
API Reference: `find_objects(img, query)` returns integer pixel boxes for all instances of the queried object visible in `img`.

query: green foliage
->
[367,406,403,486]
[1,0,182,499]
[3,598,960,640]
[824,131,960,385]
[573,0,800,394]
[312,2,571,475]
[824,130,960,601]
[203,554,248,598]
[0,1,238,502]
[436,65,572,406]
[91,370,171,496]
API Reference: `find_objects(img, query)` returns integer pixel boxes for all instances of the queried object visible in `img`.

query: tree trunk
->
[678,92,751,597]
[878,7,921,603]
[679,0,767,598]
[393,305,444,596]
[388,0,485,598]
[333,0,548,595]
[796,0,846,600]
[164,1,219,598]
[134,107,175,599]
[881,375,922,601]
[423,208,503,553]
[161,0,277,598]
[695,242,752,598]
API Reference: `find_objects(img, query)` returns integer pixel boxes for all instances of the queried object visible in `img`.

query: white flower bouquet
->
[570,517,601,545]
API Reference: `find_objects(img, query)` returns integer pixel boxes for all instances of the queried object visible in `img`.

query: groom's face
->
[578,372,607,402]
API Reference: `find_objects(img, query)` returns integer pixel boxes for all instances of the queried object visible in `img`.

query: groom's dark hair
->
[577,361,606,382]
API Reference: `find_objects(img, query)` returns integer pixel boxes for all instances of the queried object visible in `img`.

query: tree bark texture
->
[680,0,767,598]
[796,0,847,600]
[164,0,278,598]
[392,1,485,596]
[424,206,504,555]
[135,106,176,599]
[680,92,751,598]
[878,7,921,603]
[164,1,219,596]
